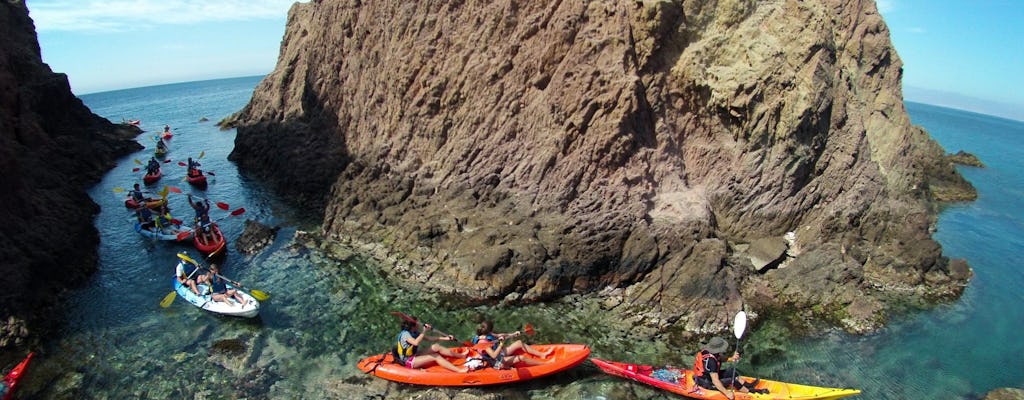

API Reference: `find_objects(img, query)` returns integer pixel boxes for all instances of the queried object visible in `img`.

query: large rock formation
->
[0,1,141,347]
[227,0,975,334]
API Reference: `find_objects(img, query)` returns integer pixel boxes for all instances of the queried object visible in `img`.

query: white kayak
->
[134,222,192,241]
[172,278,260,318]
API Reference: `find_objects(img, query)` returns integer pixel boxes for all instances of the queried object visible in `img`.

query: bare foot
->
[540,348,554,358]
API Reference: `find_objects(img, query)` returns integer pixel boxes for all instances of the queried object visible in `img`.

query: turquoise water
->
[14,78,1023,399]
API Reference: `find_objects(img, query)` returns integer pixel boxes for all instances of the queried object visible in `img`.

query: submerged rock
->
[985,388,1024,400]
[236,219,280,254]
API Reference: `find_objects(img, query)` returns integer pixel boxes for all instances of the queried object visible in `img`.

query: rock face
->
[0,1,142,346]
[227,0,975,333]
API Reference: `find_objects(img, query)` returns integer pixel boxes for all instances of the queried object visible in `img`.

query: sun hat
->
[702,336,729,354]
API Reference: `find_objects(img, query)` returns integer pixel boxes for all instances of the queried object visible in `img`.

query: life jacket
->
[693,350,719,381]
[392,330,418,363]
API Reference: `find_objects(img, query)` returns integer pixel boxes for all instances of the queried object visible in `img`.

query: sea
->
[7,76,1023,399]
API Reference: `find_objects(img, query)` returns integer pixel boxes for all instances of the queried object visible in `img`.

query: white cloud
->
[28,0,301,32]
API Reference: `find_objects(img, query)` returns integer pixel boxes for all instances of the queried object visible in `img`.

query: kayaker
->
[187,194,213,240]
[187,157,202,177]
[470,335,549,370]
[136,205,155,231]
[207,264,247,306]
[392,317,468,373]
[472,319,552,359]
[175,259,203,295]
[156,138,168,153]
[129,183,147,205]
[146,157,160,175]
[693,337,768,399]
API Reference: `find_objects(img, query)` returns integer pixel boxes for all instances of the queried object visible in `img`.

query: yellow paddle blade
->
[134,159,143,165]
[198,150,205,159]
[113,187,125,193]
[176,252,198,266]
[160,291,177,308]
[250,290,270,302]
[159,186,169,198]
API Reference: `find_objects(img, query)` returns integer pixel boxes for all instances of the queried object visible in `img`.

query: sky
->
[27,0,1024,121]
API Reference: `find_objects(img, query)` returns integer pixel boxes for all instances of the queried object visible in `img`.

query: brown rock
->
[746,237,788,272]
[227,0,974,334]
[985,388,1024,400]
[0,2,141,348]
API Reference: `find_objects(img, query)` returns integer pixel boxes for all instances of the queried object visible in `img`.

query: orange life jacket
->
[693,350,718,380]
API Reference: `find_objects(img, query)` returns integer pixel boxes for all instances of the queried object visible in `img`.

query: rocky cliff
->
[227,0,975,334]
[0,1,141,347]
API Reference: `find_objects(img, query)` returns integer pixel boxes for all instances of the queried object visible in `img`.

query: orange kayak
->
[358,344,589,386]
[590,358,860,400]
[2,352,33,400]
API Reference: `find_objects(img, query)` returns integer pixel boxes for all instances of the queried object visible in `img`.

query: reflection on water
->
[17,80,1023,399]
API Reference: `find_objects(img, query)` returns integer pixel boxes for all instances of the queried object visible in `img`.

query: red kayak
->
[2,352,33,400]
[194,223,226,256]
[143,167,162,185]
[187,171,207,189]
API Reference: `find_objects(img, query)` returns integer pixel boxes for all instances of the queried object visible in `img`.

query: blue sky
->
[28,0,1023,121]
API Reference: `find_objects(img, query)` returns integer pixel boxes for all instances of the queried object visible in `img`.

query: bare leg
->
[431,343,467,358]
[507,355,549,367]
[506,340,552,358]
[411,354,467,373]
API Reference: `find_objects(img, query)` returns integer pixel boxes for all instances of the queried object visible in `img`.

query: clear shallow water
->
[15,79,1024,399]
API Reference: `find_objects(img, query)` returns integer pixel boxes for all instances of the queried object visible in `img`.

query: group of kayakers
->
[384,316,771,398]
[391,317,554,374]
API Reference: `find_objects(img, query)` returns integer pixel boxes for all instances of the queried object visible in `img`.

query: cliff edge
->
[227,0,975,334]
[0,1,142,348]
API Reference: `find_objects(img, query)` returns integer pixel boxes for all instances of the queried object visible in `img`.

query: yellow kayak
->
[591,358,860,400]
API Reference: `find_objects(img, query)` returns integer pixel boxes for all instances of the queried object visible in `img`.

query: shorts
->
[403,356,416,368]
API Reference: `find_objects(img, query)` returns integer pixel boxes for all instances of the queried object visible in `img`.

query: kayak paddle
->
[732,311,747,388]
[390,311,457,342]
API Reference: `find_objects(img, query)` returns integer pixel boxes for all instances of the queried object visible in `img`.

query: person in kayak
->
[693,337,768,399]
[469,335,550,370]
[156,138,168,153]
[206,264,247,306]
[393,318,468,373]
[187,194,213,241]
[146,157,160,175]
[472,320,552,359]
[175,259,204,295]
[187,157,202,177]
[129,183,147,205]
[136,204,155,231]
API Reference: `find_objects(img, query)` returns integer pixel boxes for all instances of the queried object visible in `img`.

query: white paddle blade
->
[733,311,748,339]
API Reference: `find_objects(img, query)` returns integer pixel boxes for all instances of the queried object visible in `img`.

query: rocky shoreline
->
[0,2,142,352]
[225,0,976,338]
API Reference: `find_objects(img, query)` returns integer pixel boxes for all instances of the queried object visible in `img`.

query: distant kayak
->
[143,167,162,185]
[134,222,191,241]
[2,352,33,400]
[590,358,861,400]
[186,171,207,189]
[358,343,590,386]
[172,278,259,318]
[155,145,168,157]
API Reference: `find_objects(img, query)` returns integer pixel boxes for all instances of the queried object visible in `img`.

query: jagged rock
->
[948,150,984,167]
[199,117,209,122]
[0,1,142,350]
[236,219,279,254]
[985,388,1024,400]
[747,237,788,272]
[226,0,975,334]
